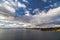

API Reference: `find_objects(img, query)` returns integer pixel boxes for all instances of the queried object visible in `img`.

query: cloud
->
[0,0,60,28]
[3,4,15,13]
[0,0,16,13]
[0,0,27,20]
[0,18,32,28]
[0,11,14,20]
[0,0,27,13]
[0,21,21,28]
[12,7,60,28]
[25,10,31,16]
[0,0,30,28]
[0,4,2,6]
[28,7,60,27]
[22,0,28,3]
[0,11,31,28]
[49,3,57,8]
[33,8,40,13]
[0,15,30,28]
[0,15,6,20]
[18,2,26,8]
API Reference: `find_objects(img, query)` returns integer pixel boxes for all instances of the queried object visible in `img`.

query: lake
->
[0,29,60,40]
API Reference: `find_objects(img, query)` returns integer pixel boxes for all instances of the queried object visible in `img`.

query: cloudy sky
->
[0,0,60,28]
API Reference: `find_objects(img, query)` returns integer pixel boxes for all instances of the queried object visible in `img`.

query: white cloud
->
[0,0,26,13]
[0,0,60,28]
[0,0,16,13]
[33,8,40,13]
[18,2,26,8]
[3,4,15,13]
[29,7,60,27]
[15,0,17,2]
[0,13,14,21]
[0,16,6,20]
[0,4,2,6]
[23,0,28,3]
[4,1,11,5]
[9,1,16,6]
[25,10,31,16]
[15,0,27,8]
[0,19,31,28]
[0,11,31,28]
[3,0,16,6]
[11,7,60,28]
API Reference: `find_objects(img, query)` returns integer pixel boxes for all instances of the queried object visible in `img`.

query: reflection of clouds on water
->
[0,29,60,40]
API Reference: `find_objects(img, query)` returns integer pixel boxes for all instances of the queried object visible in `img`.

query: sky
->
[0,0,60,28]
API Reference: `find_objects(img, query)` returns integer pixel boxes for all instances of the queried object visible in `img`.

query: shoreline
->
[0,27,60,32]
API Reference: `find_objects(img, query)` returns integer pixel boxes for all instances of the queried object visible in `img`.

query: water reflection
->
[0,29,60,40]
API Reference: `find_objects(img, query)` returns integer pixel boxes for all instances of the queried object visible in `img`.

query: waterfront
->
[0,29,60,40]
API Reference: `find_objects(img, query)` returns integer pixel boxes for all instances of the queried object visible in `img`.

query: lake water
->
[0,29,60,40]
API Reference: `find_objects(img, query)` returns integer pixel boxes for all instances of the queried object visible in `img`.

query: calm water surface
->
[0,29,60,40]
